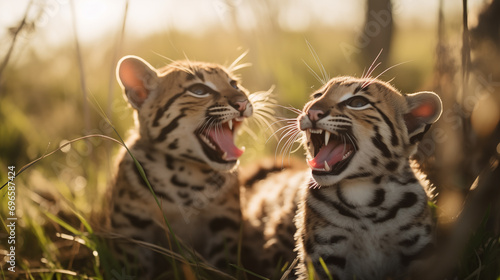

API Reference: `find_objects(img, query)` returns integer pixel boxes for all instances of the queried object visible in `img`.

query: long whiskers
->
[153,51,197,76]
[242,87,277,140]
[304,40,329,85]
[360,49,411,89]
[267,104,307,166]
[227,50,252,72]
[361,49,384,80]
[361,61,410,89]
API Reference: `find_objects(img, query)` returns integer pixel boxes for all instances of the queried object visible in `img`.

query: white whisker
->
[306,40,329,84]
[362,61,410,89]
[228,50,251,72]
[363,49,384,79]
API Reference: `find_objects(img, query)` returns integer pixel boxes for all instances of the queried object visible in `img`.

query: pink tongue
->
[308,141,348,170]
[208,125,244,161]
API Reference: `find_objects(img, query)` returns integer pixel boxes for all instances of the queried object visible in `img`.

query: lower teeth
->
[201,134,216,150]
[318,150,353,172]
[324,161,331,172]
[342,150,352,160]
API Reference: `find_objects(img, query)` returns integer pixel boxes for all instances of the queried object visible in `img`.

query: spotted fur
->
[107,55,264,278]
[294,76,442,280]
[241,76,442,280]
[240,159,308,279]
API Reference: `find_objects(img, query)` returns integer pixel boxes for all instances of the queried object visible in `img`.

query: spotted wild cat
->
[242,75,442,280]
[107,55,271,278]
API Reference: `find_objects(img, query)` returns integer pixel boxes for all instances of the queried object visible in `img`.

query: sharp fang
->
[324,131,331,146]
[222,152,228,160]
[324,161,331,172]
[228,119,233,130]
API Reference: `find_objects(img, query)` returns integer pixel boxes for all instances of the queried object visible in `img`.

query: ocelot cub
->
[107,55,266,278]
[242,76,442,280]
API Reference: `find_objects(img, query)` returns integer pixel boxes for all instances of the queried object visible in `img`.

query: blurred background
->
[1,0,500,279]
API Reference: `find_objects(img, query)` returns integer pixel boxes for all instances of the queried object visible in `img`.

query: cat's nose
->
[308,109,325,122]
[232,100,248,113]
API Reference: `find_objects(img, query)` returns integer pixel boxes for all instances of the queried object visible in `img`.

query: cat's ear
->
[404,91,443,143]
[116,55,159,109]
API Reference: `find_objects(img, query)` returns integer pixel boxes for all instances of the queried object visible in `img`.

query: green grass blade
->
[318,257,333,280]
[43,211,82,236]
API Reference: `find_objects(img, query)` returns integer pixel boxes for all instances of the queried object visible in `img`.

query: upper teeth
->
[310,129,322,134]
[324,131,331,146]
[228,119,233,130]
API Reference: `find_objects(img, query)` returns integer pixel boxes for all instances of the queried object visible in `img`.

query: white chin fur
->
[311,172,341,187]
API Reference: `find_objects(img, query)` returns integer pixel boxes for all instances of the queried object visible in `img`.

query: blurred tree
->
[469,0,500,174]
[470,0,500,234]
[471,0,500,47]
[359,0,393,67]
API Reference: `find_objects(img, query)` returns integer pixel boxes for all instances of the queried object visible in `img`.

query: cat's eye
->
[346,96,370,109]
[187,84,211,98]
[230,80,239,90]
[312,92,323,99]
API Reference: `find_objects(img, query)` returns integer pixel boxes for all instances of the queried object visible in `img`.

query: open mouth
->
[196,117,246,164]
[307,129,356,175]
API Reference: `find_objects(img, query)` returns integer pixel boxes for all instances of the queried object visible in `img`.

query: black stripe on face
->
[310,189,359,220]
[152,91,185,127]
[372,104,399,146]
[372,126,392,158]
[196,71,205,82]
[209,217,239,233]
[373,192,418,223]
[155,113,186,142]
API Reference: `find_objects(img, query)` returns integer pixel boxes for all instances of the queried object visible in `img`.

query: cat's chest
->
[309,178,426,228]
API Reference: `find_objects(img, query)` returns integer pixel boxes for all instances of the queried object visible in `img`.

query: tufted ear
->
[116,55,159,109]
[404,91,443,144]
